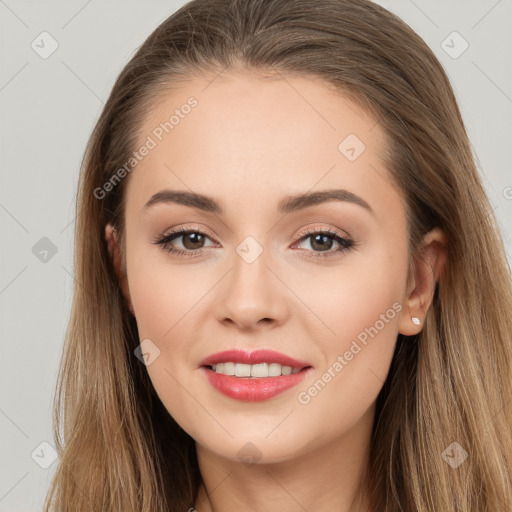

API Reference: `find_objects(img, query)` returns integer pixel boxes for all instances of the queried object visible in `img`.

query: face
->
[116,69,413,464]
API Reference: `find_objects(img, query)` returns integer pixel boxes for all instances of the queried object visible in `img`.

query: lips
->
[199,349,313,402]
[199,349,311,369]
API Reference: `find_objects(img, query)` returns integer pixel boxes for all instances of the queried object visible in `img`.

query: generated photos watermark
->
[298,300,403,405]
[94,96,198,200]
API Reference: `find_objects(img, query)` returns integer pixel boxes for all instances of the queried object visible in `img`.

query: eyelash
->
[152,226,355,260]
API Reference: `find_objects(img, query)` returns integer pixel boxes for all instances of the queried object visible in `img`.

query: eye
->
[292,227,355,259]
[152,227,216,257]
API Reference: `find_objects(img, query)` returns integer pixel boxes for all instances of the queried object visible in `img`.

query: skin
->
[105,68,447,512]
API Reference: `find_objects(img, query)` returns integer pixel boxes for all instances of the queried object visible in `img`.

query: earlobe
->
[398,227,448,336]
[105,223,135,316]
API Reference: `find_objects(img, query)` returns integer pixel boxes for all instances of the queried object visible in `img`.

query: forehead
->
[125,69,401,222]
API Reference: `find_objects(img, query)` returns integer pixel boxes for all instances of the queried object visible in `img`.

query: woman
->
[44,0,512,511]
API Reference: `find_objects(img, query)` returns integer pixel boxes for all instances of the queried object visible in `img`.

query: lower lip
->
[202,366,311,402]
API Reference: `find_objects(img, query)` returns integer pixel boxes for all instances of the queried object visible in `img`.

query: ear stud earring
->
[411,316,421,325]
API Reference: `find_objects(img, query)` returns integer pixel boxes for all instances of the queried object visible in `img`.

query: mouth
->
[199,349,313,401]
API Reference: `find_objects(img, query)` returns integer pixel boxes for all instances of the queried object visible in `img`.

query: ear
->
[398,227,447,335]
[105,223,135,316]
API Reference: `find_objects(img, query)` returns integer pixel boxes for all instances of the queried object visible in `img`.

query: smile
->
[199,349,313,402]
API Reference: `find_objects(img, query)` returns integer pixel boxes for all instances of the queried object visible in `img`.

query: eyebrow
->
[143,188,374,216]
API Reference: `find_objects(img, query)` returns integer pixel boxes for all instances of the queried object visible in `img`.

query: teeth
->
[223,362,235,375]
[235,363,251,377]
[251,363,269,377]
[210,362,302,377]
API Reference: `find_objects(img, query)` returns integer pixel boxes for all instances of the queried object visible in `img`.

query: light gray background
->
[0,1,511,510]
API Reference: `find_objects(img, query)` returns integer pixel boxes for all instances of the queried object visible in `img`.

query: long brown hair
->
[44,1,512,510]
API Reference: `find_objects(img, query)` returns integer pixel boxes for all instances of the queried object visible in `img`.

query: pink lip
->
[201,367,312,402]
[199,349,313,402]
[199,349,311,368]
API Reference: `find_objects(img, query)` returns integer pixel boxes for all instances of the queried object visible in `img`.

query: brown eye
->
[153,228,216,256]
[294,228,355,259]
[308,233,336,252]
[181,232,206,250]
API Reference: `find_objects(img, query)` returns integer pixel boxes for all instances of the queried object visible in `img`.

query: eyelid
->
[294,225,351,241]
[161,224,217,240]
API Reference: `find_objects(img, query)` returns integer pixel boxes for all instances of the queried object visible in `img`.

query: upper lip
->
[199,349,312,369]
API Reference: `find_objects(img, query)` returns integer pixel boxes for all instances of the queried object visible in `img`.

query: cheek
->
[290,239,407,350]
[290,246,407,433]
[125,251,206,428]
[125,243,221,415]
[126,240,213,339]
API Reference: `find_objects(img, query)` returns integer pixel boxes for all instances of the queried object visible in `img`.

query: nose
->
[215,246,290,332]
